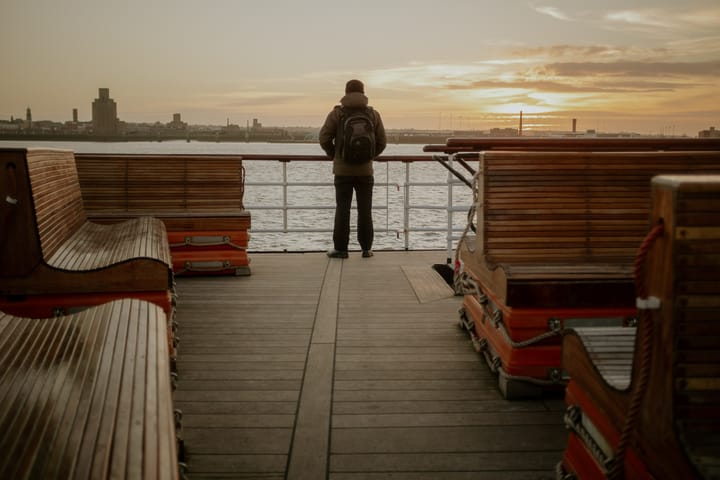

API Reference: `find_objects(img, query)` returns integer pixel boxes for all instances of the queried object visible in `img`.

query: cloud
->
[604,7,720,32]
[605,10,671,29]
[544,60,720,78]
[533,5,572,21]
[445,78,684,94]
[509,44,669,60]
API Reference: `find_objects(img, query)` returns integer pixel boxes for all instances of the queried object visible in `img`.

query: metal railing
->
[240,154,471,261]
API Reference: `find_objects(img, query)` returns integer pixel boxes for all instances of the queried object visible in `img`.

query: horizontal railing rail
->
[424,137,720,153]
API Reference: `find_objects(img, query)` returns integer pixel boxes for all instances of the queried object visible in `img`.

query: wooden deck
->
[174,251,566,479]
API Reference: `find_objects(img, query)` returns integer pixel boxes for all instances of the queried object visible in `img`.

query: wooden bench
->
[0,148,173,317]
[0,298,180,479]
[74,154,251,276]
[456,150,720,397]
[560,174,720,479]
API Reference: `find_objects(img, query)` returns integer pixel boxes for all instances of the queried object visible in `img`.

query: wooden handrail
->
[423,137,720,152]
[76,153,437,162]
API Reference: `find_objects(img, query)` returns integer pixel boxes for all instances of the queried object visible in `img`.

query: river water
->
[0,140,473,253]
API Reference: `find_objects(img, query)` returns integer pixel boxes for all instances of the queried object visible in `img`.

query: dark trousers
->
[333,175,374,252]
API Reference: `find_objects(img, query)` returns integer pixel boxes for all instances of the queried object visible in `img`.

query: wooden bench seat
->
[456,150,720,396]
[560,174,720,479]
[566,326,635,390]
[74,153,251,275]
[0,298,179,479]
[0,149,173,315]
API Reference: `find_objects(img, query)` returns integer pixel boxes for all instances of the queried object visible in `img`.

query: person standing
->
[319,79,387,258]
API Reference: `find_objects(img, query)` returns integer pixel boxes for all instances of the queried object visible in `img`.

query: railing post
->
[282,161,288,233]
[404,161,410,251]
[446,154,454,264]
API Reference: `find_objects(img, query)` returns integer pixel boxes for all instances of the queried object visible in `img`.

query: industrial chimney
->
[519,111,523,136]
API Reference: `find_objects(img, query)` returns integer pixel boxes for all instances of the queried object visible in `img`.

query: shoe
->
[362,250,374,258]
[327,249,348,259]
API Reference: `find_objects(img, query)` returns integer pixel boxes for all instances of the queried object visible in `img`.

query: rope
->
[452,167,481,293]
[239,164,246,210]
[457,271,566,379]
[608,221,664,479]
[455,170,482,273]
[633,221,664,300]
[473,334,564,387]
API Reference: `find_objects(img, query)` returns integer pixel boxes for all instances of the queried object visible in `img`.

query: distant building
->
[219,118,290,141]
[699,126,719,138]
[489,127,520,137]
[0,120,20,132]
[167,113,187,130]
[92,88,118,135]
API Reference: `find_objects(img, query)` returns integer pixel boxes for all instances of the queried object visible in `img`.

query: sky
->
[1,0,719,136]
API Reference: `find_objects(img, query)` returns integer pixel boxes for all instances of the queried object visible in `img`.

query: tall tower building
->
[92,88,118,135]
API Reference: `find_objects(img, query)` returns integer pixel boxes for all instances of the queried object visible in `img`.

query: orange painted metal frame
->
[166,230,249,251]
[172,249,249,276]
[464,294,561,378]
[0,291,176,359]
[562,381,653,479]
[464,293,637,379]
[466,271,636,341]
[0,290,172,318]
[503,307,637,341]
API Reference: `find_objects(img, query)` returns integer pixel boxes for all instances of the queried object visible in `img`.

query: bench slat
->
[0,300,178,479]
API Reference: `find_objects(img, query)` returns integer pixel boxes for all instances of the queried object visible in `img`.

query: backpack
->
[337,106,376,164]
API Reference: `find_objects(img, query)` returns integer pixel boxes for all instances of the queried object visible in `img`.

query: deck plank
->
[174,252,566,479]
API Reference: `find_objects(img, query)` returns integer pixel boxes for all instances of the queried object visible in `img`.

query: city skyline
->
[2,0,719,136]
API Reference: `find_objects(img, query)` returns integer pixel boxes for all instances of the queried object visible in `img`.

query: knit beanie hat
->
[345,79,365,94]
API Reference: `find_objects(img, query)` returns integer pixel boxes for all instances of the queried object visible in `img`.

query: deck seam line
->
[286,257,341,480]
[283,257,330,479]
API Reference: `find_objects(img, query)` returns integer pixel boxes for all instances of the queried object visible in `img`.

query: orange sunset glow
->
[2,0,718,136]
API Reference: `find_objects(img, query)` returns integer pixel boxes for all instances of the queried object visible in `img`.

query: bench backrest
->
[75,154,245,213]
[642,174,720,478]
[0,149,86,276]
[477,151,720,265]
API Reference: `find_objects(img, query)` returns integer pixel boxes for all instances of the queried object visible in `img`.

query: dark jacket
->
[319,92,387,176]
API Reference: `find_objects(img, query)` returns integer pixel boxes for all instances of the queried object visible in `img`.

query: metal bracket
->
[434,155,475,188]
[636,296,661,309]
